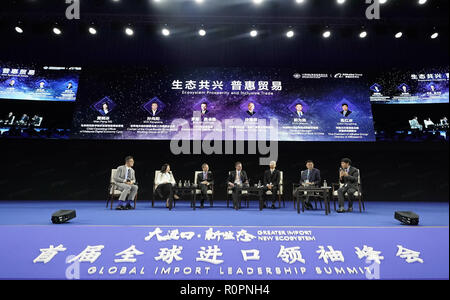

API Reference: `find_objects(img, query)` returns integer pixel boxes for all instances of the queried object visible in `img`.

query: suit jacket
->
[294,111,305,117]
[197,171,214,185]
[263,169,280,188]
[246,111,256,116]
[150,110,160,117]
[340,110,352,117]
[300,168,321,186]
[339,166,359,188]
[227,170,249,185]
[114,165,136,184]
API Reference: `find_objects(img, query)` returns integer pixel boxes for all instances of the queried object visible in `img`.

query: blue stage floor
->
[0,200,448,280]
[0,200,447,227]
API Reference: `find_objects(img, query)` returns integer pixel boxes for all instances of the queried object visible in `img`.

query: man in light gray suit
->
[113,156,138,210]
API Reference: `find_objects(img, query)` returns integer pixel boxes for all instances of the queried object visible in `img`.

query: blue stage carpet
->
[0,200,448,280]
[0,200,447,226]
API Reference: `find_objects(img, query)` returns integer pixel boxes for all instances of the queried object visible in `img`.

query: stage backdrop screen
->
[0,65,81,102]
[370,67,449,143]
[369,67,449,105]
[71,68,376,142]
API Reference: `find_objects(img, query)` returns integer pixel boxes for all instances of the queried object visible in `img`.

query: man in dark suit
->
[200,102,209,116]
[19,114,29,126]
[196,163,213,208]
[262,161,281,209]
[150,102,160,117]
[294,160,321,210]
[227,162,249,210]
[337,158,359,213]
[294,103,305,118]
[340,103,352,117]
[246,102,256,116]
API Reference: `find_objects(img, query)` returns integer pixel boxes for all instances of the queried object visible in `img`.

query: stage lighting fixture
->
[322,30,331,38]
[15,26,23,34]
[198,29,206,36]
[250,30,258,37]
[418,0,427,5]
[337,0,346,5]
[88,27,97,35]
[53,27,62,35]
[286,30,295,38]
[359,31,367,38]
[379,0,387,4]
[125,27,134,36]
[395,31,403,39]
[253,0,263,5]
[195,0,204,3]
[431,32,439,39]
[295,0,305,3]
[162,28,170,36]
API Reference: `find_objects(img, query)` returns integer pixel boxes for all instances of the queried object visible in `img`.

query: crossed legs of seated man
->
[115,183,138,210]
[293,188,314,210]
[303,194,315,210]
[337,185,356,213]
[231,184,247,210]
[262,186,278,209]
[199,183,209,208]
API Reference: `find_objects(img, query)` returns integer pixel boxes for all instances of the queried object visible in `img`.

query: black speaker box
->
[395,211,419,225]
[51,210,76,224]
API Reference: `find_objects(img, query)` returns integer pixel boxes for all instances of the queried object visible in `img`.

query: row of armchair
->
[107,169,364,212]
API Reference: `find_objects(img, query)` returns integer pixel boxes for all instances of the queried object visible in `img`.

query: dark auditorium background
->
[0,0,448,203]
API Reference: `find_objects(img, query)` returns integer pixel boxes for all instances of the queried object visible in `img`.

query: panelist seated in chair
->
[113,156,138,210]
[294,160,321,210]
[4,112,15,125]
[18,114,29,126]
[424,118,435,130]
[155,163,179,209]
[262,160,280,209]
[409,117,423,131]
[337,158,359,213]
[197,163,213,208]
[227,161,249,210]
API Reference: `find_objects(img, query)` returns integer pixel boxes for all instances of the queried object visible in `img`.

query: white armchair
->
[332,169,364,212]
[106,169,137,210]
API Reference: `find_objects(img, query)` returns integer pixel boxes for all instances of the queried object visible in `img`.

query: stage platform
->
[0,200,448,226]
[0,200,448,280]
